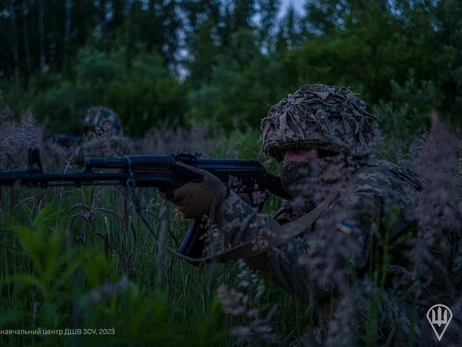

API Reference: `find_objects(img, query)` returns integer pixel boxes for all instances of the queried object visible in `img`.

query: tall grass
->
[0,111,460,346]
[0,112,302,346]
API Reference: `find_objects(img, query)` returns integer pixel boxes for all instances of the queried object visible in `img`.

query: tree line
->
[0,0,461,137]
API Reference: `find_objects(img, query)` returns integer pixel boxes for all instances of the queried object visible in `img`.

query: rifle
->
[46,134,83,148]
[0,146,291,263]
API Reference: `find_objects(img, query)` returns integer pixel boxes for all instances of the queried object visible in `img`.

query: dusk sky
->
[281,0,305,16]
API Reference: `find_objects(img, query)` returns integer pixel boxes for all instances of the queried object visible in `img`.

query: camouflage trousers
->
[289,280,461,347]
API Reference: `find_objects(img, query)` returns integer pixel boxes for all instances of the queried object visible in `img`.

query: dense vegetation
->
[1,0,462,136]
[0,114,311,346]
[0,0,461,346]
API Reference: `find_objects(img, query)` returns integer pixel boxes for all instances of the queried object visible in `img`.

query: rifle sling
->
[171,190,338,264]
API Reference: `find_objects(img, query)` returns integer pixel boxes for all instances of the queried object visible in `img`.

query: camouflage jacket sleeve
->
[216,167,415,303]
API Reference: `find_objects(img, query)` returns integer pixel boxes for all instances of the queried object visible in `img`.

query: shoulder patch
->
[337,220,354,234]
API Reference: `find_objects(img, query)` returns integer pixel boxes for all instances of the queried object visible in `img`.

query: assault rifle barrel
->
[0,147,292,200]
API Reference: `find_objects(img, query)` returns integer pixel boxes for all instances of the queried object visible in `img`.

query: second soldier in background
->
[72,107,132,165]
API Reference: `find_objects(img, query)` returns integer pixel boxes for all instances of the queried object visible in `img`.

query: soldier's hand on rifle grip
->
[158,162,230,219]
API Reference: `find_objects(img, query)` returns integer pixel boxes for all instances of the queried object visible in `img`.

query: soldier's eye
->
[317,149,338,159]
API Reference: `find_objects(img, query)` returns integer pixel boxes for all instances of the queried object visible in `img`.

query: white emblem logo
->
[426,304,453,341]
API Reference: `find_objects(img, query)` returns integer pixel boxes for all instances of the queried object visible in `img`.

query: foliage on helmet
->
[83,107,123,137]
[260,84,381,162]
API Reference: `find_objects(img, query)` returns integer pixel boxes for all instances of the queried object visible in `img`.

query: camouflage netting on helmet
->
[83,107,123,138]
[260,84,381,162]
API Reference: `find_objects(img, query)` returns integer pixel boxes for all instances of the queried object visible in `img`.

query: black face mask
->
[279,154,348,210]
[279,160,322,200]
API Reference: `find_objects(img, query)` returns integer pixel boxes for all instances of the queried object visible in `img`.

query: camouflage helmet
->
[83,107,123,138]
[260,84,381,162]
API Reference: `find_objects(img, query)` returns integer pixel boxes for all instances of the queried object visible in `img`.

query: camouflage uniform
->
[214,85,461,346]
[73,107,132,164]
[83,107,124,139]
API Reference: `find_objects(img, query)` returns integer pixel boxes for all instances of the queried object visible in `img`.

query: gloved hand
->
[158,162,229,219]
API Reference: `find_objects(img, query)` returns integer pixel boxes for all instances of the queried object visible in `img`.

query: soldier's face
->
[85,127,96,139]
[279,147,342,203]
[279,150,322,207]
[283,148,318,162]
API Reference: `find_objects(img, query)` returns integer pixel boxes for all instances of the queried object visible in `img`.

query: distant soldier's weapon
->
[46,134,83,148]
[0,146,291,262]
